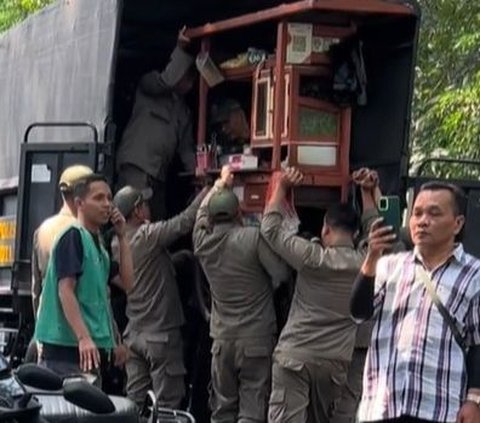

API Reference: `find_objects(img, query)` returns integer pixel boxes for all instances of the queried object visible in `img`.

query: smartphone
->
[378,196,401,234]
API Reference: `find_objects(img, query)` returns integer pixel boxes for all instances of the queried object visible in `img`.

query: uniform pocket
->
[268,388,286,422]
[145,337,169,361]
[164,360,186,404]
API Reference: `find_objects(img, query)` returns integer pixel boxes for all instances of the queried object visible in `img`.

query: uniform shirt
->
[32,210,76,316]
[261,204,367,363]
[193,186,290,340]
[112,189,207,338]
[116,46,195,181]
[359,245,480,423]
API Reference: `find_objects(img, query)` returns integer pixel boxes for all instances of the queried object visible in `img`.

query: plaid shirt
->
[359,244,480,423]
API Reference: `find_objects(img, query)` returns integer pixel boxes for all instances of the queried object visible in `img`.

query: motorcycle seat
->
[37,394,139,422]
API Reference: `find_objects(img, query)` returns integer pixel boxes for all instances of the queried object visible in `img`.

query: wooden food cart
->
[186,0,416,215]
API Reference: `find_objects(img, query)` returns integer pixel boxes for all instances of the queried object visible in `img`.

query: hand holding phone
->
[366,218,397,264]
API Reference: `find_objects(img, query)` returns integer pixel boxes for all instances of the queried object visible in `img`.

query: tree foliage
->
[0,0,53,33]
[412,0,480,178]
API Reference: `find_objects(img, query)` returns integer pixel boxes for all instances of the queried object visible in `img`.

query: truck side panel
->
[0,0,120,188]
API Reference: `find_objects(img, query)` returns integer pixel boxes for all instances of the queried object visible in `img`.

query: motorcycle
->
[0,353,195,422]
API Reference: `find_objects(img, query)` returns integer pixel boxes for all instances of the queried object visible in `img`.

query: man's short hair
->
[73,174,108,200]
[324,203,360,235]
[419,181,466,216]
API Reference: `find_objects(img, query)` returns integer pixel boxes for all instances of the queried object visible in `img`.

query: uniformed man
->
[260,167,378,423]
[210,98,250,155]
[193,166,290,423]
[116,26,197,221]
[112,184,208,409]
[331,170,382,423]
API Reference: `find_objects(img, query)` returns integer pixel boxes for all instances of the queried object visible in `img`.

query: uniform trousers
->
[210,336,275,423]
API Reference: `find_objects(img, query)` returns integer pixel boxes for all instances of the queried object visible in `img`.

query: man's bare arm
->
[58,277,100,371]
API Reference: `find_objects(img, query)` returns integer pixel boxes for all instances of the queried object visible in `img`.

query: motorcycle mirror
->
[63,380,115,414]
[15,364,63,391]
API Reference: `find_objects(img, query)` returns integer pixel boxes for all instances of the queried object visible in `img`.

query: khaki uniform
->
[330,210,382,423]
[330,322,372,423]
[193,187,290,423]
[261,205,369,423]
[112,189,207,409]
[116,46,196,220]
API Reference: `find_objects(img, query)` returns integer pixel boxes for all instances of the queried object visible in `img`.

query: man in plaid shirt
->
[351,182,480,423]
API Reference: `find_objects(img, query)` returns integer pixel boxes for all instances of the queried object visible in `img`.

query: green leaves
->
[412,0,480,178]
[0,0,53,33]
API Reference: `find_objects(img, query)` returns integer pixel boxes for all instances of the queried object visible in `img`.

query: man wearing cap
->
[210,98,250,155]
[111,183,208,409]
[116,26,197,221]
[32,164,93,317]
[193,166,290,423]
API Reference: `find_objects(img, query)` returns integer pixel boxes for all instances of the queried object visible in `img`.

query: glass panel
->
[255,81,268,136]
[297,145,336,166]
[299,107,337,138]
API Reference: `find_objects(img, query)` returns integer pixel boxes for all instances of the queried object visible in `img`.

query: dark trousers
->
[330,348,368,423]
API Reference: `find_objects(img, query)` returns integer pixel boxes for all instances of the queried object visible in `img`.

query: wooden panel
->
[185,0,414,39]
[222,57,275,81]
[244,183,268,208]
[222,66,256,81]
[271,21,287,170]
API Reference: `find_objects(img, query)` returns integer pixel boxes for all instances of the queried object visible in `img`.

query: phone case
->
[378,196,401,233]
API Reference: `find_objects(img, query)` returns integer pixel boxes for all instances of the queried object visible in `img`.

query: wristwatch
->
[466,393,480,406]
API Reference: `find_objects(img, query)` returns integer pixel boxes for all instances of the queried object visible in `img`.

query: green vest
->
[35,224,115,350]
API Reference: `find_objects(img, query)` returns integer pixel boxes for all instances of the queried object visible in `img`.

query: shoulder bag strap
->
[416,264,468,354]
